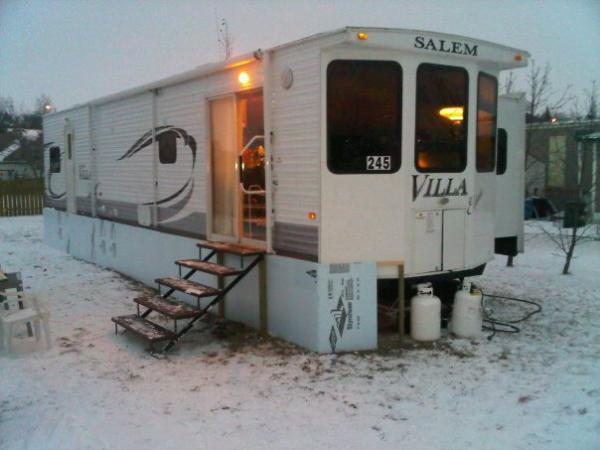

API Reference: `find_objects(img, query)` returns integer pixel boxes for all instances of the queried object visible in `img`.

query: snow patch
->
[0,216,598,449]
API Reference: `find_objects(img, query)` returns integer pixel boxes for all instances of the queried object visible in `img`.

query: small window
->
[67,133,73,160]
[415,64,469,172]
[496,128,507,175]
[476,73,498,172]
[327,60,402,174]
[49,146,61,173]
[158,131,177,164]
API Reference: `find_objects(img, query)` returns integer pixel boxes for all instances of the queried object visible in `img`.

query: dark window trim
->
[414,63,470,173]
[67,133,73,160]
[476,72,498,173]
[326,59,403,175]
[49,146,61,174]
[158,131,177,164]
[496,127,508,175]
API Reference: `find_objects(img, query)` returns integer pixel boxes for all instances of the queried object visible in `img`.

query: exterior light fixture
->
[238,71,250,86]
[357,32,369,41]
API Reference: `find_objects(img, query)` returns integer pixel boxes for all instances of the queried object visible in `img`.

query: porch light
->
[238,71,250,86]
[308,212,317,220]
[439,106,464,122]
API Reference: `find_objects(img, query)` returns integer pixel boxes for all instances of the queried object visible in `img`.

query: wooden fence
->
[0,193,44,217]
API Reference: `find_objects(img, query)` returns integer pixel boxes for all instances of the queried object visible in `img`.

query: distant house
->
[0,128,43,180]
[527,120,600,221]
[0,161,37,180]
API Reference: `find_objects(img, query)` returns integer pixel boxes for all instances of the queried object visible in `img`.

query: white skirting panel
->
[43,208,377,353]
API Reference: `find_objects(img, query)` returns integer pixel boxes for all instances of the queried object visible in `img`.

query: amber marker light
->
[308,212,317,220]
[238,71,250,86]
[357,32,369,41]
[514,53,523,62]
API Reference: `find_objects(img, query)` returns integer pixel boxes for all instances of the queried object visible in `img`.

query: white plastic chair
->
[0,291,51,354]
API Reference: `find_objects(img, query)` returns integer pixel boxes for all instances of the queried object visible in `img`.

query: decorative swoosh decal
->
[115,126,197,221]
[44,142,66,200]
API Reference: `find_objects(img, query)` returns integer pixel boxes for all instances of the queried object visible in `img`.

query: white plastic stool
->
[0,292,51,354]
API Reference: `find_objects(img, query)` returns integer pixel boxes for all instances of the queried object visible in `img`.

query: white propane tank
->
[451,281,483,339]
[410,283,441,341]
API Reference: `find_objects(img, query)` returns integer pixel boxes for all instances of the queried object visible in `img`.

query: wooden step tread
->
[197,240,265,256]
[134,296,201,319]
[176,259,241,276]
[156,277,221,298]
[111,315,176,342]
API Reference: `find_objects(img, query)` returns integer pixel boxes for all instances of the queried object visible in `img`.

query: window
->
[496,128,507,175]
[49,146,61,173]
[415,64,469,172]
[67,134,73,160]
[158,131,177,164]
[327,60,402,174]
[477,73,498,172]
[548,135,566,187]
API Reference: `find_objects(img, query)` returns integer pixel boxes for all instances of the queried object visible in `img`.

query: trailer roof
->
[48,26,529,117]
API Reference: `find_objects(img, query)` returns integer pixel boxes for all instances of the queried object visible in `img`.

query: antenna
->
[216,16,233,61]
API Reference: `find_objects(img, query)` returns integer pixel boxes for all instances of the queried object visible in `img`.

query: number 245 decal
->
[366,155,391,171]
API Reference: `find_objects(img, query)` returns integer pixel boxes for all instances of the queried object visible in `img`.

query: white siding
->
[94,93,154,206]
[270,37,339,225]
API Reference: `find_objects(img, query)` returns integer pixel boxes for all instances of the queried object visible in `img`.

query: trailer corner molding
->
[414,36,478,57]
[412,174,468,201]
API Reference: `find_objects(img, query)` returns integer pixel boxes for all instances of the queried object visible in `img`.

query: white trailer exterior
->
[43,27,528,352]
[495,93,527,256]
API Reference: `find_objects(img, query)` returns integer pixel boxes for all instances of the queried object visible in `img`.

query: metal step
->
[155,277,221,298]
[111,314,176,342]
[197,240,265,256]
[175,259,241,277]
[134,296,201,319]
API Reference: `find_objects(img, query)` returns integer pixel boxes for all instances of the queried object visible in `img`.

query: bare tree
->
[501,71,516,95]
[0,96,16,133]
[541,210,596,275]
[540,139,598,274]
[584,80,598,120]
[525,61,575,195]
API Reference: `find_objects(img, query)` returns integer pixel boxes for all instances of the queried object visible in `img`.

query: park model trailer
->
[43,27,528,353]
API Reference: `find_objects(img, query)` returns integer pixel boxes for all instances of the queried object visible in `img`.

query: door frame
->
[206,93,240,244]
[205,89,268,248]
[64,121,76,214]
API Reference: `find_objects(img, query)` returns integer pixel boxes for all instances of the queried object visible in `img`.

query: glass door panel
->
[237,90,266,242]
[209,96,238,239]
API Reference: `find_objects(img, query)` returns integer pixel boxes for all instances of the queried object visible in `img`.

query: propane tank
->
[451,281,483,339]
[410,283,441,341]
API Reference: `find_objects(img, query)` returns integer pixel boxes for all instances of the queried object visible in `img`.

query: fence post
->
[0,192,44,217]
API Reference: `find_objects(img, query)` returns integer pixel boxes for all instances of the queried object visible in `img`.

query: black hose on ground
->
[476,288,542,341]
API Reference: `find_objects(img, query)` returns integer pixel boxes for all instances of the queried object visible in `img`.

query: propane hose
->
[474,286,542,340]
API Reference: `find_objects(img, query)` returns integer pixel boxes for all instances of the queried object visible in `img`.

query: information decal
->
[318,262,377,353]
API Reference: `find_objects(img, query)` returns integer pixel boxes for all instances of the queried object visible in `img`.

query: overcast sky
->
[1,0,598,113]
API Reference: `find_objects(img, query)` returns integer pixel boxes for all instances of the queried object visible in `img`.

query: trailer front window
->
[327,60,402,174]
[415,64,468,172]
[477,73,498,172]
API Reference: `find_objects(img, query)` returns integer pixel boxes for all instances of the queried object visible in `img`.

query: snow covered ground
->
[1,216,599,449]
